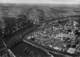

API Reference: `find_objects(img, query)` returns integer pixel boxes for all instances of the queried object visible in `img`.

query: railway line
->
[23,37,80,57]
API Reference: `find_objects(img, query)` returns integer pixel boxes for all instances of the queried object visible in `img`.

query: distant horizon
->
[0,3,79,7]
[0,0,80,4]
[0,3,80,5]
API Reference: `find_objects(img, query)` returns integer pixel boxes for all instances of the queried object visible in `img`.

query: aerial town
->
[0,4,80,57]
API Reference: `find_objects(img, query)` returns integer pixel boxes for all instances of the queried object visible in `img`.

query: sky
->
[1,0,80,4]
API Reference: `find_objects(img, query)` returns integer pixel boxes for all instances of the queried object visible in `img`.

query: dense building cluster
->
[25,17,80,55]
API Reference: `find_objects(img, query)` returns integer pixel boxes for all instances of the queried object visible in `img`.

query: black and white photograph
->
[0,0,80,57]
